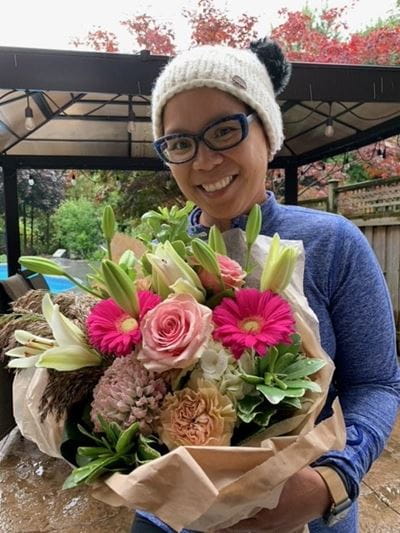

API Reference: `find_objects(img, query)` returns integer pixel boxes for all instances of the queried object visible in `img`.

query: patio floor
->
[0,416,399,532]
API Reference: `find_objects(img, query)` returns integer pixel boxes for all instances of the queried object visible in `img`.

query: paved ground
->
[0,417,399,533]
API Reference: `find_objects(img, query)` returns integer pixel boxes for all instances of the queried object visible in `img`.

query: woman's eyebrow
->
[164,112,239,135]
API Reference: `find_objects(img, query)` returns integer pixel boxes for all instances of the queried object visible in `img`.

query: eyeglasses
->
[154,113,256,164]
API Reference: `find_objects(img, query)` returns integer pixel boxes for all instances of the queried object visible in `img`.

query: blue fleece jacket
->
[137,192,400,533]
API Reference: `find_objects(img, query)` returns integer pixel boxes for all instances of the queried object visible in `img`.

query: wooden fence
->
[299,177,400,331]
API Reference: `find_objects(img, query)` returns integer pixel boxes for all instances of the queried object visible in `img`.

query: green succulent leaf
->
[281,397,303,409]
[283,379,321,393]
[256,384,286,404]
[283,359,326,380]
[284,388,306,398]
[253,407,277,427]
[274,352,299,373]
[240,373,264,385]
[238,395,264,415]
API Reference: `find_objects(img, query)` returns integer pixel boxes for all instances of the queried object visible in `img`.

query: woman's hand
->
[217,467,331,533]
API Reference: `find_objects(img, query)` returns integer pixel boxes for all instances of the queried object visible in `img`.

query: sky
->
[0,0,398,53]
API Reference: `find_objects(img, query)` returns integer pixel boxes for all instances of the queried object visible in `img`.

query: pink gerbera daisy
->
[212,288,296,359]
[86,291,161,357]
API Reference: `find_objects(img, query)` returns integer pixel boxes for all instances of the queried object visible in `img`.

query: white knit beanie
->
[151,39,291,162]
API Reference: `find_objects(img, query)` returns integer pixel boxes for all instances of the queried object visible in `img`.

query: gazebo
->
[1,45,400,276]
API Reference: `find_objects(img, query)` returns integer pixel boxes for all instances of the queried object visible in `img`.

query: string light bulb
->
[324,103,334,137]
[28,174,35,186]
[24,91,35,131]
[127,95,136,135]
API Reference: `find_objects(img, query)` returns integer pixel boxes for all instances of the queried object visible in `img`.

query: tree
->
[182,0,258,47]
[72,0,258,53]
[0,169,65,254]
[121,15,176,55]
[271,2,400,65]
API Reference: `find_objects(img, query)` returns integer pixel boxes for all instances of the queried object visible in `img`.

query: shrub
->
[53,199,103,259]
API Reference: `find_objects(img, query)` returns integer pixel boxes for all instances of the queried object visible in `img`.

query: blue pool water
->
[0,264,74,293]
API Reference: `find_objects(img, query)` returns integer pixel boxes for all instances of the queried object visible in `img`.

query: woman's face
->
[162,87,269,227]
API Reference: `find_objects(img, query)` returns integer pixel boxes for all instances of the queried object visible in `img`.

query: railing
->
[299,176,400,217]
[298,176,400,340]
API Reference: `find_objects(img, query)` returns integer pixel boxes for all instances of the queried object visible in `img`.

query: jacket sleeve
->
[312,217,400,500]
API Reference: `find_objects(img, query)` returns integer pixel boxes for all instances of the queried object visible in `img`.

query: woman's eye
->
[214,127,235,138]
[169,138,191,152]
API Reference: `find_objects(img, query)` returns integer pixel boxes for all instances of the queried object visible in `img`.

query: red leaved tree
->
[182,0,258,48]
[120,15,176,55]
[271,2,400,65]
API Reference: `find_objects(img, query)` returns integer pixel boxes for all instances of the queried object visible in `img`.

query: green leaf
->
[284,388,306,398]
[136,437,161,463]
[238,395,264,415]
[238,410,259,424]
[97,415,120,446]
[253,407,277,427]
[281,397,302,409]
[256,384,286,404]
[283,359,326,380]
[258,351,272,375]
[77,424,106,447]
[77,446,111,457]
[240,373,264,385]
[62,456,116,489]
[115,421,140,454]
[283,379,321,393]
[274,352,299,373]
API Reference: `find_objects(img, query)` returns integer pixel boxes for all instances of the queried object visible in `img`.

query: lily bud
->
[170,278,205,301]
[260,234,299,293]
[191,238,220,276]
[19,256,65,276]
[208,225,227,255]
[102,206,116,242]
[245,204,262,247]
[147,242,205,302]
[101,260,139,316]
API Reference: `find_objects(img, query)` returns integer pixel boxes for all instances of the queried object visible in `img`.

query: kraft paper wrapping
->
[11,230,346,531]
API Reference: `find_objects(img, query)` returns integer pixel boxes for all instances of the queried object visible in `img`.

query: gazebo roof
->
[1,45,400,171]
[1,45,400,276]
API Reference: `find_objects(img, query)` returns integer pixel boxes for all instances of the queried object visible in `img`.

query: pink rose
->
[199,254,246,293]
[137,294,212,372]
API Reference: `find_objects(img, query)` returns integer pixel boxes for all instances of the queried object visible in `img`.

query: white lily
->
[7,294,102,371]
[147,241,205,302]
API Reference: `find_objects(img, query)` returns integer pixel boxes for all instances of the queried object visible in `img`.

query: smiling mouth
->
[200,175,237,193]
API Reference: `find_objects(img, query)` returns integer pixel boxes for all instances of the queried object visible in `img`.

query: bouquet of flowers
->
[3,203,345,531]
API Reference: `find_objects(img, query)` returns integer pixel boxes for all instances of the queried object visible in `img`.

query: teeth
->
[202,176,233,192]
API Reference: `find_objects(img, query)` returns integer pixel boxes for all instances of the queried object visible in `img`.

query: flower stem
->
[63,273,103,299]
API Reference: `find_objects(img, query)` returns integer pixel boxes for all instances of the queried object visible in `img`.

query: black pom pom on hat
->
[249,37,292,96]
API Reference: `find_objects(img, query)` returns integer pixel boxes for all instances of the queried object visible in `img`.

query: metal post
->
[328,178,340,213]
[284,165,298,205]
[2,163,21,276]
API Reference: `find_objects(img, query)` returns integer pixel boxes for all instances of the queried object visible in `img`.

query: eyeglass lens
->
[161,117,245,163]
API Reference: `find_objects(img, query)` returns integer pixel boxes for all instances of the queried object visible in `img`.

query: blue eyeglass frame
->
[154,112,256,164]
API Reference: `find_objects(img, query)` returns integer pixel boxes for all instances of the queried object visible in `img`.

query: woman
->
[132,39,400,532]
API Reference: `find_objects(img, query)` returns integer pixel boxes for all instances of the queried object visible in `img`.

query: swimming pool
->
[0,264,75,293]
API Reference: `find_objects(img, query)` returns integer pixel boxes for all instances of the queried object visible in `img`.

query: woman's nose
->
[192,141,224,171]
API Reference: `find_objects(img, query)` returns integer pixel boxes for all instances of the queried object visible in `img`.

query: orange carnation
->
[159,380,236,449]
